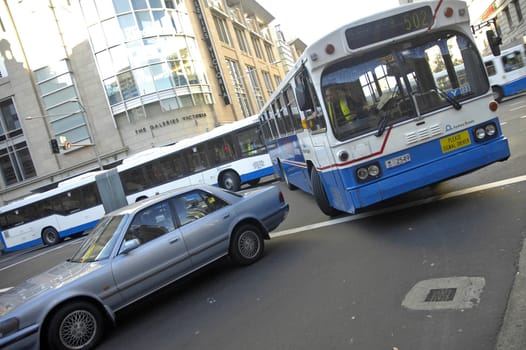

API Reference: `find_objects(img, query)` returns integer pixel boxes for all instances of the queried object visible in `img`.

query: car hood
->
[0,260,102,316]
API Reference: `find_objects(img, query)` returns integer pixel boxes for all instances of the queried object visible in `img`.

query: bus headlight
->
[474,127,486,140]
[368,164,380,177]
[355,162,382,182]
[356,168,369,181]
[473,122,498,142]
[485,124,496,136]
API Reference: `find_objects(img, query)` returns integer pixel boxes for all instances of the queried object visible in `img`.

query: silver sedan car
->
[0,184,289,350]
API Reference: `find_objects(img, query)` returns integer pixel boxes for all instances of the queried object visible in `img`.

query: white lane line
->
[0,240,81,273]
[509,106,526,112]
[271,174,526,239]
[0,287,13,293]
[521,115,526,119]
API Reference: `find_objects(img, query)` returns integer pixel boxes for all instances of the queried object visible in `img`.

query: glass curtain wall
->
[80,0,212,117]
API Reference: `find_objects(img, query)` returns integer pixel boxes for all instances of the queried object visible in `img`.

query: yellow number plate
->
[440,130,472,154]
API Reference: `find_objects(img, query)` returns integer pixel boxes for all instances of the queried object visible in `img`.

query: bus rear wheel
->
[311,168,341,217]
[42,227,61,246]
[220,170,241,191]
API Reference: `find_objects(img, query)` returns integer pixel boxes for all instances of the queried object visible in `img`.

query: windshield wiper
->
[376,114,389,137]
[432,88,462,110]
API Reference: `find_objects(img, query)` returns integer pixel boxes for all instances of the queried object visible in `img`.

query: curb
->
[495,238,526,349]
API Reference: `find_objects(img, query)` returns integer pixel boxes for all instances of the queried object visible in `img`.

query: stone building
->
[0,0,287,204]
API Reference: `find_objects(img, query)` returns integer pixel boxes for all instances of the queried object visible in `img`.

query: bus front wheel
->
[492,86,504,102]
[42,227,61,246]
[220,170,241,191]
[311,168,341,217]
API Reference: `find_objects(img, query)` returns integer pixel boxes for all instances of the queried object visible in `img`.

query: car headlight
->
[0,317,19,337]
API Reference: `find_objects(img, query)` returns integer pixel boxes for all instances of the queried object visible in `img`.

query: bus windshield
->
[321,31,488,140]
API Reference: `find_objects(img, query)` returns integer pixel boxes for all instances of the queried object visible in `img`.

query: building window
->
[246,66,265,109]
[273,74,282,87]
[0,99,35,185]
[226,58,251,117]
[262,71,274,96]
[234,26,251,54]
[251,35,264,59]
[265,43,276,63]
[513,0,523,22]
[213,15,232,46]
[504,6,513,27]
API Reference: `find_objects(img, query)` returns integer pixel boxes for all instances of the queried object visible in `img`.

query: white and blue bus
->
[0,115,273,252]
[483,43,526,101]
[258,0,510,216]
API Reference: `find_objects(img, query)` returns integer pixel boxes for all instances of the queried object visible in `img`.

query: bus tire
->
[220,170,241,191]
[46,301,104,350]
[42,227,61,246]
[311,168,341,217]
[492,86,504,102]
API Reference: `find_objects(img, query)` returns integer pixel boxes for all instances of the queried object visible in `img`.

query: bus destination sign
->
[346,6,433,49]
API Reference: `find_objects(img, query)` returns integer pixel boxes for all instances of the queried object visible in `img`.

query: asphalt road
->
[0,94,525,349]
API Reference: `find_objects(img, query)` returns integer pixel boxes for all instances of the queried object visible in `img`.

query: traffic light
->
[50,139,60,154]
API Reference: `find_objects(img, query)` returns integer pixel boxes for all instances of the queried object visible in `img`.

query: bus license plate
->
[385,153,411,169]
[440,130,471,154]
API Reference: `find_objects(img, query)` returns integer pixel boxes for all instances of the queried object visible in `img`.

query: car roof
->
[109,184,220,216]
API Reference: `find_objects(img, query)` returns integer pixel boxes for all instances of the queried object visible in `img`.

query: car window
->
[172,190,228,226]
[124,201,175,246]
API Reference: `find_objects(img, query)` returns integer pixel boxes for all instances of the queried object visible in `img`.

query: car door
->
[171,190,234,268]
[111,200,192,303]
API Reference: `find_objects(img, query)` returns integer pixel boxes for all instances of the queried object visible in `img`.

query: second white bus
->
[0,115,273,253]
[483,43,526,101]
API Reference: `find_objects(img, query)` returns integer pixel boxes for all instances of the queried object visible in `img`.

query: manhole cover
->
[402,277,485,310]
[425,288,457,302]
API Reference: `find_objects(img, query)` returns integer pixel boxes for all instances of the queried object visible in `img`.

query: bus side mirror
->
[295,84,313,111]
[486,30,502,56]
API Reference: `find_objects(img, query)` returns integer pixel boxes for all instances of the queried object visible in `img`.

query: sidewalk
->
[495,237,526,349]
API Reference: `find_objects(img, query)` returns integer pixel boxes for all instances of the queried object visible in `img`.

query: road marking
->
[0,287,13,293]
[271,174,526,239]
[0,239,81,273]
[509,105,526,112]
[521,115,526,119]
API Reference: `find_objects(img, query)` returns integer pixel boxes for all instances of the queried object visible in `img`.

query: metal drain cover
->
[402,277,485,310]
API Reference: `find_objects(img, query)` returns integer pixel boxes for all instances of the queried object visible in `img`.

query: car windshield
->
[69,215,126,263]
[321,31,488,140]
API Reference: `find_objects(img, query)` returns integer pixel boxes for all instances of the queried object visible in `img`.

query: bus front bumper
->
[350,137,510,210]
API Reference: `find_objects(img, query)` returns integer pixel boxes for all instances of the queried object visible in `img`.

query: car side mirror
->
[120,238,140,254]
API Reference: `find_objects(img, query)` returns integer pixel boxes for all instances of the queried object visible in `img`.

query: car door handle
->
[169,237,179,244]
[223,214,230,219]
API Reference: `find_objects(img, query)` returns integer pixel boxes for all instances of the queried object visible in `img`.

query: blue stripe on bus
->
[2,237,42,253]
[240,166,275,184]
[1,219,100,253]
[502,77,526,97]
[58,220,100,238]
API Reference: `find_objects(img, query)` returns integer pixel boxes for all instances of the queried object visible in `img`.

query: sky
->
[257,0,402,45]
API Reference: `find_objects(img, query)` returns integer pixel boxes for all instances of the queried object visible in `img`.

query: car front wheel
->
[46,301,104,350]
[230,224,264,266]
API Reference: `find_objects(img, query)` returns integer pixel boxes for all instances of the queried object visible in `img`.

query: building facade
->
[0,0,286,204]
[468,0,525,54]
